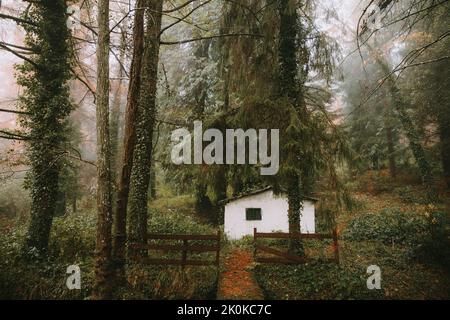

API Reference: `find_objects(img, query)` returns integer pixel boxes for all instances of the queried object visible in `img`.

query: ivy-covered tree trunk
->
[277,0,305,253]
[110,28,127,180]
[438,109,450,189]
[149,162,157,198]
[435,60,450,189]
[390,84,435,201]
[287,175,302,252]
[20,0,72,255]
[192,39,213,213]
[113,0,146,280]
[213,37,231,207]
[93,0,114,299]
[375,56,436,202]
[128,0,163,258]
[384,97,397,179]
[386,126,396,178]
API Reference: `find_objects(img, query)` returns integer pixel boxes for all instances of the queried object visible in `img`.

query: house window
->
[246,208,262,221]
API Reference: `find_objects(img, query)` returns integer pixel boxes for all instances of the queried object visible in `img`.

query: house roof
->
[220,186,319,205]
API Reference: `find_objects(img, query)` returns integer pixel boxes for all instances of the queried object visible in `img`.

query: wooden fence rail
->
[253,228,339,265]
[130,230,221,268]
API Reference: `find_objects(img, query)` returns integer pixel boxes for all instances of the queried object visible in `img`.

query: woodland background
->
[0,0,449,300]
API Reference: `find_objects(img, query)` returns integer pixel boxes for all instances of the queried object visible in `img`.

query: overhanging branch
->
[160,33,265,45]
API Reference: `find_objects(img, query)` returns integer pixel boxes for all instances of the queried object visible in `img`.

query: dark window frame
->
[246,208,262,221]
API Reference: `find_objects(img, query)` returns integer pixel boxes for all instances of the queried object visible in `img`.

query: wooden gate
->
[253,228,339,264]
[130,231,221,268]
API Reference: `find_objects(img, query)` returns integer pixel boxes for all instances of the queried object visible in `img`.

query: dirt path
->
[217,248,264,300]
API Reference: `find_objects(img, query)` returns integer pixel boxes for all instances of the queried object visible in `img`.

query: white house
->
[223,187,317,240]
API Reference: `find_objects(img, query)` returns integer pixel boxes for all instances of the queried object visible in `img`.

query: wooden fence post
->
[333,229,340,265]
[253,228,257,260]
[182,239,188,270]
[216,230,221,267]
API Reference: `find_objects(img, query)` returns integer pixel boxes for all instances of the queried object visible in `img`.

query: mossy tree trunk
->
[386,126,397,179]
[113,0,146,281]
[213,37,231,207]
[389,81,436,201]
[438,111,450,189]
[192,39,213,212]
[384,95,397,179]
[374,55,437,202]
[20,0,72,255]
[128,0,163,258]
[277,0,305,254]
[110,28,127,186]
[93,0,114,299]
[287,175,303,253]
[149,161,157,199]
[434,60,450,189]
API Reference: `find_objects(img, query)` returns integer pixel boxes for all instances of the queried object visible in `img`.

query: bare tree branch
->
[160,32,265,45]
[0,108,30,115]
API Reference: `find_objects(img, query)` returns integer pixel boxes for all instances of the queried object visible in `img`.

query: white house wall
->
[224,190,316,240]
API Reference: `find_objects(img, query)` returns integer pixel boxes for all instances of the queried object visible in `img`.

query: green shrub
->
[0,180,30,220]
[413,211,450,268]
[0,211,95,300]
[148,207,216,235]
[255,262,383,300]
[393,186,429,204]
[49,211,96,262]
[342,208,428,246]
[0,202,219,300]
[342,208,450,268]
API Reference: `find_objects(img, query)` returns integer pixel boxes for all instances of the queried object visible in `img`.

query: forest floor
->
[254,171,450,300]
[217,248,264,300]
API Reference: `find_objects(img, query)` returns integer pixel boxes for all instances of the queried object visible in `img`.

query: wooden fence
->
[130,231,221,268]
[253,228,339,265]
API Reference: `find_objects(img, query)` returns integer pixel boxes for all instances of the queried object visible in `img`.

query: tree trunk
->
[195,183,212,213]
[231,171,244,197]
[384,95,396,179]
[24,0,71,255]
[113,0,146,281]
[192,38,213,212]
[213,38,231,207]
[128,0,163,258]
[287,175,303,254]
[438,112,450,188]
[110,28,127,181]
[93,0,114,300]
[373,53,436,202]
[277,0,300,102]
[72,198,77,213]
[386,126,396,179]
[435,59,450,189]
[149,161,157,199]
[277,0,305,253]
[389,82,436,201]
